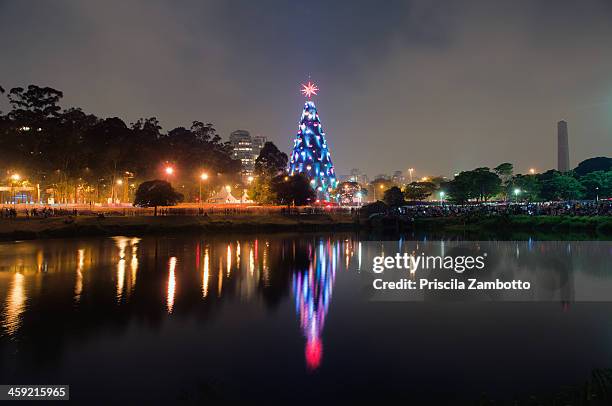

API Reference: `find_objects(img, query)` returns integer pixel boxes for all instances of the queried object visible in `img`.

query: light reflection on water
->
[0,234,611,403]
[2,272,26,337]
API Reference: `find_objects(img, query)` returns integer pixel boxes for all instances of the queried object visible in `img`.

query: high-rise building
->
[229,130,254,179]
[348,168,368,185]
[557,120,570,172]
[252,135,267,160]
[392,170,406,186]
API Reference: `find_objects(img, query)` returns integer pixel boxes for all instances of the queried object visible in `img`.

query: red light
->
[300,81,319,98]
[305,338,322,370]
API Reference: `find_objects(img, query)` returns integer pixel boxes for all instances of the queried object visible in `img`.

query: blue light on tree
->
[289,81,338,200]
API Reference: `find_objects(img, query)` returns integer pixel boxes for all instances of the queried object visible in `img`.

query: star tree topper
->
[300,81,319,99]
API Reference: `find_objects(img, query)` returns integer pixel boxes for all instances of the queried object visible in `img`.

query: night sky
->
[1,0,611,178]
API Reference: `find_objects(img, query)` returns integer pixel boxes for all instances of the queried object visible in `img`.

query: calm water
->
[0,232,611,404]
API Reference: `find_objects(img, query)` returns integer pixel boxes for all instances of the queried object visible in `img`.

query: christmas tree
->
[289,81,338,200]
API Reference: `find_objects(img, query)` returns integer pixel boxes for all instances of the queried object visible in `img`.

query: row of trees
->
[247,142,315,205]
[384,158,612,205]
[0,84,241,203]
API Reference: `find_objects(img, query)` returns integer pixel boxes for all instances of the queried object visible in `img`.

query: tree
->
[494,163,513,179]
[383,186,406,207]
[249,141,289,204]
[444,168,501,203]
[579,170,612,200]
[512,174,541,201]
[543,173,584,201]
[254,142,288,177]
[574,157,612,177]
[335,181,362,205]
[0,82,242,205]
[271,173,315,206]
[288,100,338,199]
[247,176,276,204]
[471,168,502,201]
[404,181,437,201]
[7,85,63,120]
[494,162,513,200]
[134,180,183,215]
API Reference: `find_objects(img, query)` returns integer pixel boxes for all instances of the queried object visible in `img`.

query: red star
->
[300,81,319,98]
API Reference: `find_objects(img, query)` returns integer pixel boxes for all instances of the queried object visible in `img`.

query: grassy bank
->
[0,214,359,241]
[413,215,612,236]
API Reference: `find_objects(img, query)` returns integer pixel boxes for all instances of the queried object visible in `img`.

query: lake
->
[1,232,611,404]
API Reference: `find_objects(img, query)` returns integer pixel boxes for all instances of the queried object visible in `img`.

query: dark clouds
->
[1,0,611,178]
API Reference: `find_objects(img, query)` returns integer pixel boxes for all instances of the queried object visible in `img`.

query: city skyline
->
[1,1,612,177]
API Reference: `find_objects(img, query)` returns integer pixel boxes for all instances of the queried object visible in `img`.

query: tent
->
[207,186,241,204]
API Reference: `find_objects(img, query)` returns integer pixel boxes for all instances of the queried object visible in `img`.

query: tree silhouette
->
[134,180,184,215]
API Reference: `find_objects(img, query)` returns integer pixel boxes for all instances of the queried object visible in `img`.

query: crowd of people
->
[1,206,79,218]
[0,204,354,219]
[1,200,610,220]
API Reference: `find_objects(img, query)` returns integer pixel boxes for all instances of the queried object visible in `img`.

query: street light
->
[164,165,174,183]
[408,168,414,183]
[114,179,123,203]
[595,186,599,202]
[439,191,445,206]
[529,168,536,175]
[513,188,521,201]
[199,172,209,204]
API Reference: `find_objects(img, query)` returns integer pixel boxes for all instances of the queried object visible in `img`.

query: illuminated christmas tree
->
[289,81,338,200]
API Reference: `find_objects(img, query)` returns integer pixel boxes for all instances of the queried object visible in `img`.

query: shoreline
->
[0,214,360,241]
[1,214,610,241]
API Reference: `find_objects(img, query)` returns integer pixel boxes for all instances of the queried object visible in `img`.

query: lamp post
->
[439,191,445,206]
[595,186,599,202]
[199,172,209,204]
[513,188,521,202]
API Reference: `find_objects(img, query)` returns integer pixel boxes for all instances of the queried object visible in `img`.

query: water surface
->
[0,233,611,403]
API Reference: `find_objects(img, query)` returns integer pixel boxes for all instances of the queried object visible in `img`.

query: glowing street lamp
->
[408,168,414,183]
[10,173,21,182]
[529,168,536,175]
[439,191,445,206]
[513,188,521,201]
[164,165,174,183]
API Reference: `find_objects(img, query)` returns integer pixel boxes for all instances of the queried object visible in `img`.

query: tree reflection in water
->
[292,239,337,371]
